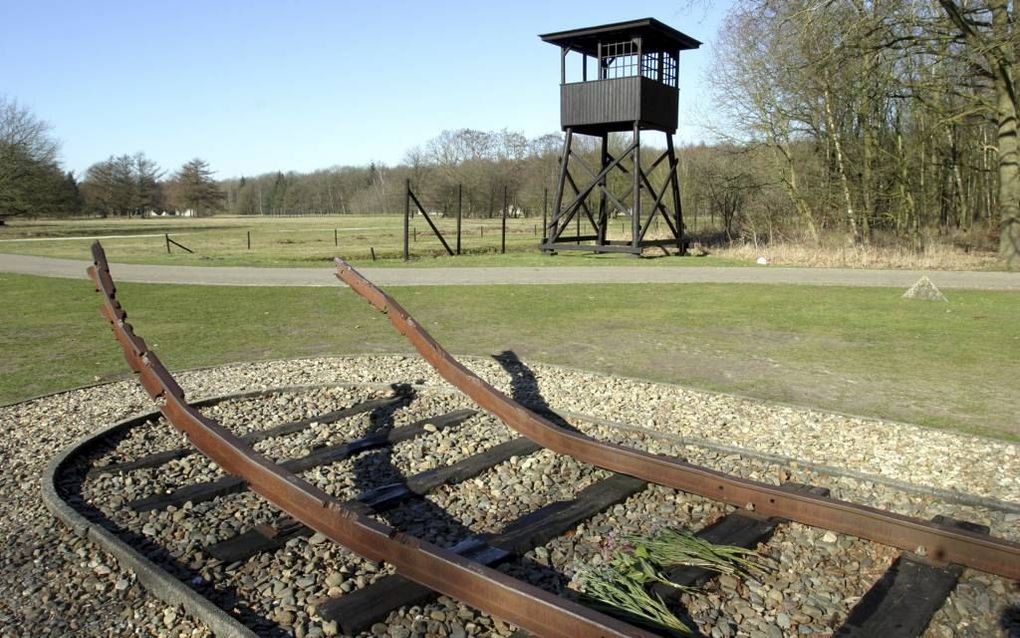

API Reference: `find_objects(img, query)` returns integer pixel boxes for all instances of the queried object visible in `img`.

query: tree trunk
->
[861,120,873,242]
[991,2,1019,268]
[772,142,819,244]
[995,74,1020,268]
[823,87,860,244]
[939,0,1018,267]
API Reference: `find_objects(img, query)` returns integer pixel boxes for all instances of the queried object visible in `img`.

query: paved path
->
[1,252,1017,290]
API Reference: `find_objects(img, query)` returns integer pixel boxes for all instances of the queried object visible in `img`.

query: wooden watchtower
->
[539,18,700,255]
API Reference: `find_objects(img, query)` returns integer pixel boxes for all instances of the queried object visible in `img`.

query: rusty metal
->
[87,241,655,638]
[334,257,1020,581]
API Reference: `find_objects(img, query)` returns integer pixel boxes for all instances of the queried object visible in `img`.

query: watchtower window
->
[641,51,678,88]
[597,41,679,88]
[599,40,639,80]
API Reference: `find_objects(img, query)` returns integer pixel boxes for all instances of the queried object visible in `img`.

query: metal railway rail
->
[84,241,1019,637]
[61,385,1000,637]
[331,256,1020,581]
[87,243,648,637]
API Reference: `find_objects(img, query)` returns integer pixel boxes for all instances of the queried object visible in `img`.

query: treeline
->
[0,96,222,221]
[703,0,1018,264]
[220,129,564,218]
[79,155,222,217]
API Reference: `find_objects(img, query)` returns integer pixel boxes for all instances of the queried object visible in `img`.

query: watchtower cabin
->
[539,18,700,255]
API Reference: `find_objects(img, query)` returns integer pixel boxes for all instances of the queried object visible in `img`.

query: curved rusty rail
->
[86,242,654,638]
[334,257,1020,581]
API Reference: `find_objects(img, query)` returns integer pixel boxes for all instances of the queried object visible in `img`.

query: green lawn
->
[1,273,1017,441]
[0,215,746,268]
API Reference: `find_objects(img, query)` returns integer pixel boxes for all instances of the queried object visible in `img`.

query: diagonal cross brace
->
[551,140,638,240]
[408,188,454,256]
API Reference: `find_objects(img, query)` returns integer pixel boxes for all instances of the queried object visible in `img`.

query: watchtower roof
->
[539,18,701,56]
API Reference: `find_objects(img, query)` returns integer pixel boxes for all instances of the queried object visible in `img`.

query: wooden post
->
[667,134,683,254]
[501,186,507,254]
[247,231,251,250]
[370,246,376,261]
[413,226,417,242]
[334,228,338,247]
[542,187,548,242]
[632,38,643,254]
[165,233,170,254]
[456,184,462,255]
[548,129,572,247]
[632,122,641,252]
[598,133,609,245]
[403,179,410,262]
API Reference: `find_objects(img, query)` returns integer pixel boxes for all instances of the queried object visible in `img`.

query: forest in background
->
[1,0,1016,267]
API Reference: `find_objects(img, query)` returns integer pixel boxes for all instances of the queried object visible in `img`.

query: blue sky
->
[1,1,731,179]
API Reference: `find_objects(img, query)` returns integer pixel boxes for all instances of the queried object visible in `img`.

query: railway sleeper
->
[129,408,477,512]
[317,473,648,635]
[833,516,989,637]
[207,436,542,563]
[89,394,407,477]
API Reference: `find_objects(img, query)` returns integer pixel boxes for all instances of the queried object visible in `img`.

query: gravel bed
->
[381,450,613,543]
[3,354,1017,637]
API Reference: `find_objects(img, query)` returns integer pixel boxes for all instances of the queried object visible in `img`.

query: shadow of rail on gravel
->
[351,382,480,547]
[493,350,579,433]
[1001,603,1020,638]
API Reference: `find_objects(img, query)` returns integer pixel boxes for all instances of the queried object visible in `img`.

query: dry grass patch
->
[710,240,999,271]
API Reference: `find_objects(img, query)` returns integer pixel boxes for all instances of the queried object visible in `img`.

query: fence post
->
[165,233,170,254]
[247,231,251,250]
[501,186,507,254]
[542,187,548,243]
[456,184,462,255]
[403,178,410,261]
[334,228,338,247]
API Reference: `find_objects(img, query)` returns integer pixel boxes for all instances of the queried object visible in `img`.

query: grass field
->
[0,215,746,268]
[2,272,1017,441]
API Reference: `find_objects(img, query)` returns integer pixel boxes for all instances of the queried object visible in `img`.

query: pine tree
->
[173,158,223,215]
